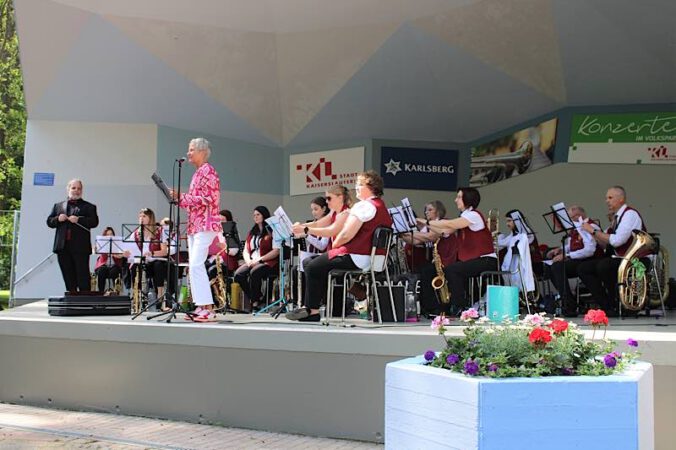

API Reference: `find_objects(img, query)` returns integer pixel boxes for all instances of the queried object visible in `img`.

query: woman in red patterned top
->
[170,138,223,322]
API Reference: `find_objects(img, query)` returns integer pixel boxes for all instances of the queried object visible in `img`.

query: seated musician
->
[402,201,458,316]
[577,186,646,317]
[544,205,601,316]
[287,171,392,322]
[93,226,124,292]
[233,206,279,312]
[126,208,169,309]
[495,209,542,301]
[293,185,353,249]
[218,209,242,272]
[422,187,497,313]
[399,201,446,272]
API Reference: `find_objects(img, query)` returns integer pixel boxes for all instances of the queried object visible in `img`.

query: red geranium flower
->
[528,328,552,346]
[549,319,569,334]
[583,309,609,327]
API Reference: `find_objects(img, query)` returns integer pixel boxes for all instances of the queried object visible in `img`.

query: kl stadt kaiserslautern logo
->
[384,158,402,176]
[296,157,337,183]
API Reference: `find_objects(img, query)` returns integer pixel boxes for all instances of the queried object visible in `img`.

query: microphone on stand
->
[176,157,187,163]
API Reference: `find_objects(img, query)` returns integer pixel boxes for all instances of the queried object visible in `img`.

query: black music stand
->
[94,235,125,292]
[543,203,576,314]
[389,204,417,273]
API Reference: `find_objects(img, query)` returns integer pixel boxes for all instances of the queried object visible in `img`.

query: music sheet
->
[389,207,410,234]
[400,197,417,229]
[551,201,574,231]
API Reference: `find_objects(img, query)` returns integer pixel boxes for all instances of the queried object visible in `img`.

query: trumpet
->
[470,141,533,187]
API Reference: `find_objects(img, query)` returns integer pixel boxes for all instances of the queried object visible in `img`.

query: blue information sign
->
[33,172,55,186]
[381,147,458,191]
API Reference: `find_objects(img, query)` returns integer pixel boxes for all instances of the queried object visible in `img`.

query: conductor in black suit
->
[47,179,99,292]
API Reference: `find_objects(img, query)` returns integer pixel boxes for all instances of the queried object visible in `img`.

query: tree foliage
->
[0,0,26,288]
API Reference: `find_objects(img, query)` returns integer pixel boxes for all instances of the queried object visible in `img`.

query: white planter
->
[385,356,653,450]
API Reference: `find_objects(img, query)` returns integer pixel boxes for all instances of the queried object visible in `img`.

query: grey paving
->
[0,403,381,449]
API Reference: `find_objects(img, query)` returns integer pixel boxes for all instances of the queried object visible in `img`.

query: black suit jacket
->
[46,199,99,254]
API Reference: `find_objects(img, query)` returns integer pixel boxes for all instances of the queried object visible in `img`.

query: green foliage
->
[428,314,639,378]
[0,0,25,289]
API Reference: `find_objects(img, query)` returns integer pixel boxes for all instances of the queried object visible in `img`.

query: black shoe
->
[251,302,262,313]
[298,313,321,322]
[563,309,578,318]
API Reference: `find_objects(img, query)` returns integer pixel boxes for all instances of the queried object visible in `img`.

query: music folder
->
[151,172,173,204]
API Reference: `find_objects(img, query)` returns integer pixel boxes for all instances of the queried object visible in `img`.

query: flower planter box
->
[385,356,653,450]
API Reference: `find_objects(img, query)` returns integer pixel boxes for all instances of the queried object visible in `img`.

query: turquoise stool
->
[486,285,519,322]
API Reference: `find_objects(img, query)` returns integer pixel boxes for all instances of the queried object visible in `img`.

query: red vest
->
[329,198,392,259]
[405,243,429,268]
[569,229,584,252]
[438,233,458,267]
[246,232,278,268]
[608,206,646,257]
[457,209,494,262]
[135,229,162,253]
[95,254,123,270]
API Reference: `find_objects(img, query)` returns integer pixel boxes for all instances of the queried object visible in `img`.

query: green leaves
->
[0,0,25,288]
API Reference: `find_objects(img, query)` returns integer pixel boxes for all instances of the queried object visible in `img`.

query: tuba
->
[618,230,657,311]
[210,255,227,311]
[431,239,450,304]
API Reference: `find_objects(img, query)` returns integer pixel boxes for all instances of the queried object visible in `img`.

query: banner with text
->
[569,112,676,164]
[290,147,364,196]
[471,118,558,187]
[381,147,458,191]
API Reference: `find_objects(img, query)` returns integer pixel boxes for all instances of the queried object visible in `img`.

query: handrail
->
[13,253,56,285]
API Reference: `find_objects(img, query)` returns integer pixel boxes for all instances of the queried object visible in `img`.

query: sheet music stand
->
[542,203,576,315]
[256,216,293,318]
[94,235,126,292]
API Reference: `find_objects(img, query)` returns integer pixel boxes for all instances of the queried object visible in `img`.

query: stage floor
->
[2,299,676,334]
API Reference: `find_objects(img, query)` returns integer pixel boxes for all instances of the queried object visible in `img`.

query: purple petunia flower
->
[604,354,617,368]
[424,350,436,361]
[488,363,499,372]
[464,359,479,376]
[561,367,574,376]
[627,338,639,347]
[446,354,460,365]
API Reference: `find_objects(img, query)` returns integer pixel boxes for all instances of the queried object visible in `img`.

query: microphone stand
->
[148,158,190,323]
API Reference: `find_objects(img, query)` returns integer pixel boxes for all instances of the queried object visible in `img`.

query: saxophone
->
[431,238,450,304]
[618,230,656,311]
[397,238,409,276]
[131,265,146,314]
[210,255,227,311]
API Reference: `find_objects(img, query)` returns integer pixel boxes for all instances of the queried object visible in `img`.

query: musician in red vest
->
[404,200,458,316]
[545,205,601,316]
[577,186,645,316]
[424,187,497,312]
[287,171,393,322]
[233,206,279,312]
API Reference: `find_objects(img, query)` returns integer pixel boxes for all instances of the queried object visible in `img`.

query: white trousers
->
[188,231,219,306]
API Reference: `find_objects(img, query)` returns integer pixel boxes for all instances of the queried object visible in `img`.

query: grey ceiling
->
[14,0,676,148]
